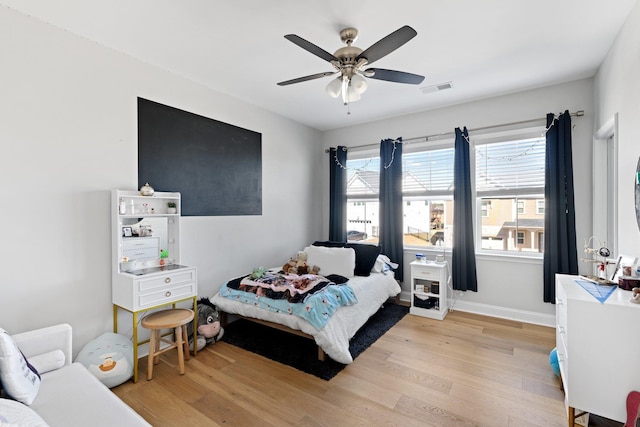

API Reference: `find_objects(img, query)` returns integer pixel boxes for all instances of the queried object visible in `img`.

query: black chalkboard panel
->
[138,98,262,216]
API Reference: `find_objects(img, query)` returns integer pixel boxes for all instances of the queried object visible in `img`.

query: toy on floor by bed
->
[187,297,225,352]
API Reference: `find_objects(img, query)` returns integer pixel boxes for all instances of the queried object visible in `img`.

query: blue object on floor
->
[549,347,560,377]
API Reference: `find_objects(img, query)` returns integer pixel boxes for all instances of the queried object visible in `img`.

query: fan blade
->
[277,71,337,86]
[284,34,339,63]
[357,25,417,65]
[366,68,425,85]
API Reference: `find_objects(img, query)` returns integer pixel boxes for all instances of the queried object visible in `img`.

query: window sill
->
[475,250,543,264]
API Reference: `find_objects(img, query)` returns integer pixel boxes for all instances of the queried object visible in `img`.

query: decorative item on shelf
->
[431,282,440,294]
[138,223,152,237]
[581,236,617,285]
[139,182,154,196]
[159,249,168,266]
[415,253,425,262]
[167,202,177,214]
[619,276,640,291]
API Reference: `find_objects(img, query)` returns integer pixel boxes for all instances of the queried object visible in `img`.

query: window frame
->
[473,126,547,259]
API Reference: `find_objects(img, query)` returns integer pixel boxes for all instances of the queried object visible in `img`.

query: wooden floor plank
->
[112,310,588,427]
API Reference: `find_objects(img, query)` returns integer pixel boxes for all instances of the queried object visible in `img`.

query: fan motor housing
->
[334,46,363,64]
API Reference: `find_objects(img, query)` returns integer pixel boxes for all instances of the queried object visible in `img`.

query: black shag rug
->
[221,303,409,380]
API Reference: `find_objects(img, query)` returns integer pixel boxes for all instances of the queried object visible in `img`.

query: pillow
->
[28,350,65,375]
[74,332,133,388]
[372,254,399,274]
[0,398,49,426]
[0,329,41,405]
[312,241,346,248]
[345,243,381,276]
[304,246,356,278]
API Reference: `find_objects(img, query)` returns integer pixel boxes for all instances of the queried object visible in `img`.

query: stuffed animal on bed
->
[187,297,225,352]
[282,251,320,275]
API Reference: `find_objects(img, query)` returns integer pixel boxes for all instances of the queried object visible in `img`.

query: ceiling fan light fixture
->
[351,74,368,94]
[345,83,361,103]
[325,77,342,98]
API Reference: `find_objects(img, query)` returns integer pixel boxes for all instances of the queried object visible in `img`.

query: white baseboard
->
[450,300,556,327]
[399,291,556,327]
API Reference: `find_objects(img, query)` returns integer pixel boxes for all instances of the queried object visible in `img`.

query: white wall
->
[594,1,640,259]
[0,7,322,355]
[321,79,595,325]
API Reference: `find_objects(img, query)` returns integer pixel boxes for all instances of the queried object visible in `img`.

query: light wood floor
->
[113,310,571,427]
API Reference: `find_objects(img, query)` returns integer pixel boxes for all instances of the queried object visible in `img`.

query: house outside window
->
[476,134,546,254]
[345,144,454,247]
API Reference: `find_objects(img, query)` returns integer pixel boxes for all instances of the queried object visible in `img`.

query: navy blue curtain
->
[452,127,478,292]
[379,138,404,282]
[329,146,347,242]
[543,111,578,303]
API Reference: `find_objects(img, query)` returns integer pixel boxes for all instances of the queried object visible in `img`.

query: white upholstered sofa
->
[10,323,150,427]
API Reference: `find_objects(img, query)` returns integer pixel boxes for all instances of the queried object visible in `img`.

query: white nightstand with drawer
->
[409,260,450,320]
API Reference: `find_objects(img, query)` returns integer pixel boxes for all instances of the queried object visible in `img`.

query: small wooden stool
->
[141,308,194,380]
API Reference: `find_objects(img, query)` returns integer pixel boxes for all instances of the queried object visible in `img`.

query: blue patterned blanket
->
[218,274,358,330]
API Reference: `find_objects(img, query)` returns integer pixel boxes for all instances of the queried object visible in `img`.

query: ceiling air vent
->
[420,81,453,94]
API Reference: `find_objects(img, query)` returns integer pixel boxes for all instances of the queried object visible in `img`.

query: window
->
[346,157,380,243]
[345,144,454,247]
[476,135,545,254]
[402,147,454,248]
[481,201,490,217]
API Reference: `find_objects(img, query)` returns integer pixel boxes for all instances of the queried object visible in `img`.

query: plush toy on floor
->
[187,298,224,352]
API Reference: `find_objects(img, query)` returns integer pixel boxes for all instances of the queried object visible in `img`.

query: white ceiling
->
[2,0,637,131]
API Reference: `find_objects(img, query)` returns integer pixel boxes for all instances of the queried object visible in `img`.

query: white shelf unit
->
[409,260,449,320]
[556,274,640,424]
[111,189,197,383]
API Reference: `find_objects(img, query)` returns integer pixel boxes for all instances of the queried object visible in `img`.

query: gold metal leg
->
[133,311,139,383]
[192,297,198,356]
[113,305,118,333]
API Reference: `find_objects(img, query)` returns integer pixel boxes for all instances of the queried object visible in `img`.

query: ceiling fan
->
[277,25,425,106]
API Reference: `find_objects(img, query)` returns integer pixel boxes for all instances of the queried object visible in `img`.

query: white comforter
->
[211,272,400,364]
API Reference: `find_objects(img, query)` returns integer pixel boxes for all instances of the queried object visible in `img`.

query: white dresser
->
[556,274,640,424]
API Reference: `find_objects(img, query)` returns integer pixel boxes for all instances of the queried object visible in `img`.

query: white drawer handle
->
[165,277,171,284]
[165,291,172,297]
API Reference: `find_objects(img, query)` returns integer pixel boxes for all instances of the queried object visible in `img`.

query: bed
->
[210,243,401,364]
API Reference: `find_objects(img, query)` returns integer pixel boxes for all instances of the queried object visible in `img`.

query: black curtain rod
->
[325,110,584,153]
